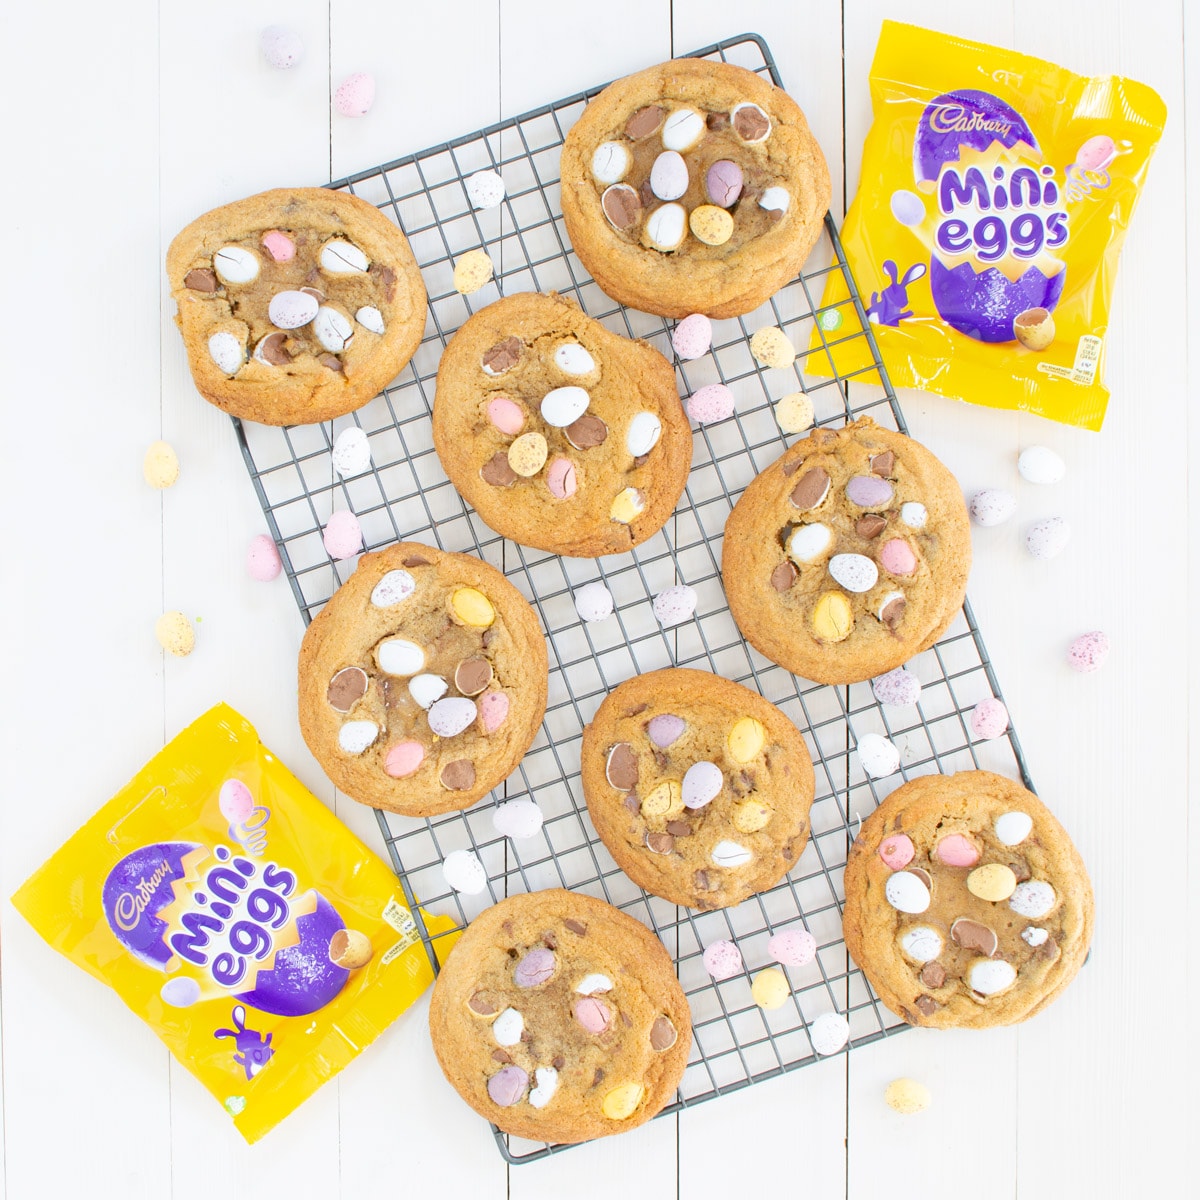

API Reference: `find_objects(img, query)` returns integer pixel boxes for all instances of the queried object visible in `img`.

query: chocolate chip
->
[789,467,830,510]
[623,793,640,814]
[480,452,517,487]
[327,666,368,713]
[732,106,770,141]
[552,1055,566,1070]
[1035,937,1060,963]
[482,627,497,648]
[650,1016,678,1050]
[373,264,397,301]
[856,514,887,539]
[652,749,669,771]
[184,267,218,292]
[914,995,940,1017]
[468,992,496,1015]
[919,961,948,989]
[766,208,785,223]
[665,820,693,837]
[258,331,293,365]
[638,179,656,207]
[320,353,344,372]
[482,336,522,374]
[1009,857,1032,883]
[646,832,675,855]
[542,932,557,950]
[592,1068,605,1088]
[440,760,476,790]
[500,920,514,936]
[770,561,797,591]
[881,596,906,631]
[633,453,650,468]
[951,918,998,956]
[454,656,493,696]
[908,867,932,889]
[605,743,638,789]
[625,105,665,139]
[626,703,649,717]
[300,285,325,302]
[402,554,430,567]
[492,1049,512,1063]
[706,111,730,131]
[693,869,711,891]
[870,451,895,477]
[602,184,642,232]
[781,457,803,477]
[562,920,587,937]
[566,414,608,450]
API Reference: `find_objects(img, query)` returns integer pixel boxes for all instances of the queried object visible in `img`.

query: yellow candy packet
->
[811,21,1166,430]
[12,703,456,1143]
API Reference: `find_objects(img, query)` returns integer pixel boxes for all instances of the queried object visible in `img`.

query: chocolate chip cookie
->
[297,542,547,817]
[560,58,831,318]
[842,771,1094,1029]
[429,888,691,1144]
[432,292,692,557]
[581,669,815,909]
[167,188,426,425]
[722,418,972,685]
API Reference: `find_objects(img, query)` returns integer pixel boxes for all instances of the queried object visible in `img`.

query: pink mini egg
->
[487,396,524,435]
[935,834,980,868]
[686,383,735,424]
[878,833,914,871]
[702,939,744,981]
[261,230,295,262]
[1077,134,1116,172]
[385,741,425,778]
[1067,630,1109,673]
[335,72,376,118]
[246,533,282,581]
[219,779,255,824]
[672,313,712,360]
[970,698,1010,740]
[880,538,917,576]
[574,997,612,1033]
[547,457,577,499]
[479,691,510,733]
[768,928,816,967]
[323,509,363,559]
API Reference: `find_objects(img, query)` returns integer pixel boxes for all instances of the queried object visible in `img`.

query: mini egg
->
[711,840,753,868]
[338,720,378,754]
[650,150,689,201]
[970,698,1009,740]
[809,1012,850,1055]
[453,249,494,295]
[268,289,320,329]
[554,342,596,375]
[768,929,816,967]
[246,534,283,582]
[648,715,685,747]
[428,697,478,737]
[1077,134,1117,172]
[1026,516,1071,559]
[334,72,375,117]
[322,510,363,560]
[219,778,255,824]
[702,939,743,980]
[994,811,1033,846]
[466,169,506,209]
[1017,445,1066,485]
[775,393,814,434]
[260,25,303,68]
[653,585,697,626]
[829,553,878,594]
[546,457,577,500]
[752,968,791,1010]
[899,926,941,962]
[442,849,488,895]
[686,384,735,424]
[645,203,688,251]
[872,667,921,707]
[143,440,180,489]
[878,833,914,871]
[969,959,1016,996]
[331,426,372,477]
[378,638,425,676]
[540,386,590,428]
[161,976,203,1007]
[970,489,1017,527]
[591,141,631,184]
[156,611,195,657]
[672,313,712,360]
[1010,880,1056,919]
[682,761,723,809]
[885,1078,932,1114]
[492,798,545,840]
[626,412,662,457]
[885,871,930,914]
[574,580,614,623]
[1067,630,1109,672]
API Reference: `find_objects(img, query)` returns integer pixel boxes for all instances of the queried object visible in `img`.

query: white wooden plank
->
[0,0,172,1195]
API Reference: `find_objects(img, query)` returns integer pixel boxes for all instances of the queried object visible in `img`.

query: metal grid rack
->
[233,33,1033,1164]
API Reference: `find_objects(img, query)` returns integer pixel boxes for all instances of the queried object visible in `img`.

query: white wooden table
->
[1,1,1193,1196]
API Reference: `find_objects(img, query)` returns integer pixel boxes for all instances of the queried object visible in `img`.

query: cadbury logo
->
[112,860,173,931]
[928,104,1013,139]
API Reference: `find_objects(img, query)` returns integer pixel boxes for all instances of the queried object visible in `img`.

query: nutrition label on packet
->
[1036,335,1104,385]
[381,896,423,964]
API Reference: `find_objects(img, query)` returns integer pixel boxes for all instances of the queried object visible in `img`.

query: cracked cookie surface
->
[433,292,691,557]
[561,58,831,318]
[429,888,691,1144]
[167,187,426,425]
[581,669,814,908]
[297,542,547,817]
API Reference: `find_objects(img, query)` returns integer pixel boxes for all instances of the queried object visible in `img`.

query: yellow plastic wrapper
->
[812,21,1166,430]
[12,703,456,1143]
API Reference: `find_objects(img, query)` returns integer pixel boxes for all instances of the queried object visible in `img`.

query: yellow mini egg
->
[601,1082,646,1120]
[156,611,195,657]
[752,967,791,1010]
[689,204,735,246]
[143,440,180,488]
[450,587,495,628]
[453,249,494,295]
[966,863,1018,902]
[728,717,765,763]
[750,326,796,370]
[885,1077,931,1115]
[812,592,853,642]
[640,780,683,819]
[732,799,772,833]
[610,487,645,524]
[775,393,814,434]
[328,928,373,969]
[507,431,548,477]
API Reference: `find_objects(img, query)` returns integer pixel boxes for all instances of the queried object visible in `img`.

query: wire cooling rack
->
[232,33,1034,1164]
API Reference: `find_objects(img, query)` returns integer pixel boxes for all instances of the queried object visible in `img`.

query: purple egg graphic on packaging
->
[914,90,1037,186]
[103,842,206,970]
[928,258,1065,343]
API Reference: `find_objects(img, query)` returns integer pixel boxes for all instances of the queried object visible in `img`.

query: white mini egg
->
[428,697,478,737]
[573,581,614,623]
[661,108,705,150]
[466,169,506,209]
[591,141,631,184]
[492,798,545,840]
[378,638,426,676]
[626,412,662,457]
[268,289,320,329]
[492,1007,524,1046]
[969,959,1016,996]
[970,489,1017,527]
[338,720,378,755]
[1021,927,1049,947]
[829,553,878,593]
[885,871,930,914]
[809,1012,850,1055]
[540,386,590,427]
[1026,516,1071,559]
[207,331,244,375]
[555,342,596,375]
[682,761,723,809]
[994,811,1033,846]
[370,569,415,607]
[857,732,900,778]
[575,973,613,995]
[442,848,488,895]
[900,502,927,529]
[758,187,790,213]
[1017,445,1066,485]
[900,926,942,962]
[653,585,697,626]
[1009,881,1056,919]
[260,25,304,69]
[332,426,372,477]
[213,245,260,284]
[650,150,689,201]
[356,305,386,334]
[711,840,753,868]
[408,673,448,709]
[313,306,354,353]
[645,203,687,250]
[528,1067,559,1109]
[320,239,369,274]
[788,523,833,565]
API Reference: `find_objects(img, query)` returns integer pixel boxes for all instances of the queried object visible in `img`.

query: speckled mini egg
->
[1067,630,1109,673]
[1026,516,1071,559]
[260,25,303,69]
[334,72,376,117]
[672,313,712,360]
[970,489,1016,527]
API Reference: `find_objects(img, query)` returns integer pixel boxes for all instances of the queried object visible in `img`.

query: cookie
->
[432,292,692,557]
[722,418,971,684]
[842,771,1094,1029]
[297,542,547,817]
[581,668,815,909]
[167,188,426,425]
[560,58,831,318]
[428,888,691,1144]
